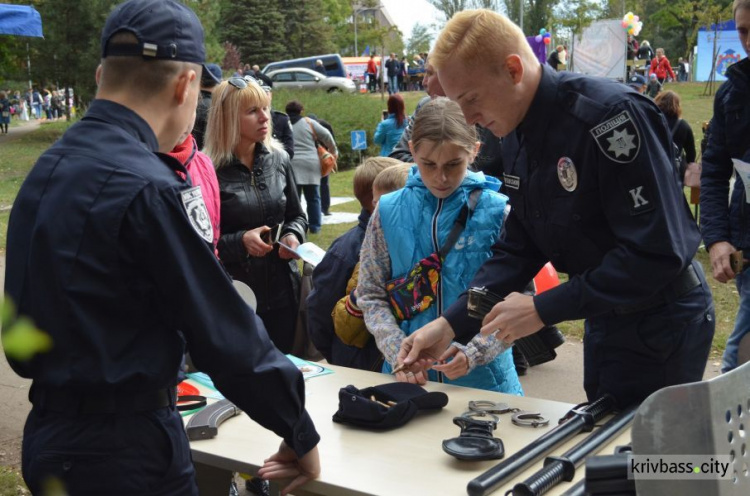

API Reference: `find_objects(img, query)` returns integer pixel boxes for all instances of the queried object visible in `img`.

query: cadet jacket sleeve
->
[533,99,700,325]
[307,241,353,362]
[443,211,548,343]
[700,92,733,249]
[278,115,295,159]
[122,184,319,458]
[389,120,414,162]
[280,157,308,242]
[356,208,406,367]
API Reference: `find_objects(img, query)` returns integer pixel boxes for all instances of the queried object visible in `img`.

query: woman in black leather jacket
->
[205,76,307,353]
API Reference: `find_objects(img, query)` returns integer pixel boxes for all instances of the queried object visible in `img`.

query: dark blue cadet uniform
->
[5,100,319,494]
[444,65,715,408]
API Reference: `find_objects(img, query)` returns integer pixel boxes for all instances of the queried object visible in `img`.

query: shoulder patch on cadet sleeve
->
[589,111,640,164]
[181,186,214,244]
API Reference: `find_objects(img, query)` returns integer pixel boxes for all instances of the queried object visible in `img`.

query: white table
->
[189,364,630,496]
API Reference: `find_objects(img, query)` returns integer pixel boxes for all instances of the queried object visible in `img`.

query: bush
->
[271,89,424,170]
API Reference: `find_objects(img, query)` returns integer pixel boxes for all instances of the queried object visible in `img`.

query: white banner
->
[572,19,626,80]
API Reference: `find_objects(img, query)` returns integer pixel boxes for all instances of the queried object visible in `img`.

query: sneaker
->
[245,477,270,496]
[323,211,332,216]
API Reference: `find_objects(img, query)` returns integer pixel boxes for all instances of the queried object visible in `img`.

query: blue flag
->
[361,45,370,57]
[0,4,43,37]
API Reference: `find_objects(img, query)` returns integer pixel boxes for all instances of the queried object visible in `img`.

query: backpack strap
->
[439,189,483,259]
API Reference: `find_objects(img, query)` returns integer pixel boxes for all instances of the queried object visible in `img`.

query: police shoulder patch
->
[180,186,213,244]
[589,111,641,164]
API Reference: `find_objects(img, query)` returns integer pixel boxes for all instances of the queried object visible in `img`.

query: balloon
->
[544,33,551,38]
[634,15,639,22]
[535,34,542,42]
[540,28,547,35]
[543,37,551,45]
[621,20,629,28]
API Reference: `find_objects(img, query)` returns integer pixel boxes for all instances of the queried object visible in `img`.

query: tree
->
[430,0,470,23]
[406,23,433,56]
[184,0,226,63]
[279,0,336,58]
[220,0,288,67]
[553,0,602,37]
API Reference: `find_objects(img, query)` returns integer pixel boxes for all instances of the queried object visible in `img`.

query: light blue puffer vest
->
[379,167,523,394]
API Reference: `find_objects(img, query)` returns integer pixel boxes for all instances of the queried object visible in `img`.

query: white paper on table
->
[732,158,750,203]
[278,241,326,267]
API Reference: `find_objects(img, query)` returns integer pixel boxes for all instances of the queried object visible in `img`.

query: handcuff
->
[467,400,550,428]
[442,411,505,460]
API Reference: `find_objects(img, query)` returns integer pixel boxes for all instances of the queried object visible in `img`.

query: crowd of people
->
[4,0,749,495]
[0,87,72,124]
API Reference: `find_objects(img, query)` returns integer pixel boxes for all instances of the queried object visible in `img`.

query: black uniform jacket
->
[444,65,702,341]
[4,100,318,457]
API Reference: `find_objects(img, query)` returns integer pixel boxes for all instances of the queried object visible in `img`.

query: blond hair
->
[373,163,411,194]
[204,78,281,168]
[411,98,477,155]
[353,157,403,209]
[735,0,750,15]
[431,9,536,71]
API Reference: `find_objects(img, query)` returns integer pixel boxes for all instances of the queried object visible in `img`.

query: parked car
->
[266,68,356,93]
[263,54,346,77]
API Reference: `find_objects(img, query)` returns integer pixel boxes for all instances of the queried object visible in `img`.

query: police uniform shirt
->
[444,65,701,338]
[5,99,318,456]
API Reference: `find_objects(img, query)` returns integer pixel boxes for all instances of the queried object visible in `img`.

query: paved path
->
[0,120,41,145]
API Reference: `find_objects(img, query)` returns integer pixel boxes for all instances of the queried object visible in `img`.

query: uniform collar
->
[517,64,557,153]
[85,99,160,152]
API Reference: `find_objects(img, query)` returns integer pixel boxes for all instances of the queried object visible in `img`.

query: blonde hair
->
[204,78,281,168]
[431,9,536,71]
[353,156,403,209]
[373,163,411,194]
[411,98,477,155]
[734,0,750,15]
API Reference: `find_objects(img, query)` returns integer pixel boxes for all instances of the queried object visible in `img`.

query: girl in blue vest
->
[357,98,523,394]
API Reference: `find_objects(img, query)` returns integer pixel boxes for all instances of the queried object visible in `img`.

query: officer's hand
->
[257,442,320,496]
[242,227,274,258]
[396,317,455,374]
[480,292,544,344]
[278,234,300,260]
[433,346,470,380]
[709,241,736,283]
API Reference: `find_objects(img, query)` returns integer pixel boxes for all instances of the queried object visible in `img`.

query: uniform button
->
[572,214,581,221]
[258,183,268,190]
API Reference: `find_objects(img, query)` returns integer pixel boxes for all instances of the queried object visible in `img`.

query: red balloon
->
[543,37,551,45]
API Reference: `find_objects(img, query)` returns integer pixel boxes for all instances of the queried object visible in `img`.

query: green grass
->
[0,466,26,495]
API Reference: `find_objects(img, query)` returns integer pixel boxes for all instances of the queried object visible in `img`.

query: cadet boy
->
[4,1,320,494]
[397,10,714,409]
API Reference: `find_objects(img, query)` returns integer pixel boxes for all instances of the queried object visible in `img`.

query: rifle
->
[467,395,615,496]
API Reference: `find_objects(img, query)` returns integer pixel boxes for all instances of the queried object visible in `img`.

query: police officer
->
[4,1,320,494]
[701,0,750,373]
[396,9,715,409]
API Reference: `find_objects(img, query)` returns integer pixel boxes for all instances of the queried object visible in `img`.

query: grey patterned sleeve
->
[356,207,406,367]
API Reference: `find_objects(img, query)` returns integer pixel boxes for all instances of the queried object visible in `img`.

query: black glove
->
[332,382,448,430]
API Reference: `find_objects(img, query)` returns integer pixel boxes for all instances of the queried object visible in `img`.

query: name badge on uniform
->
[590,111,640,164]
[181,186,213,244]
[503,173,521,190]
[557,157,577,192]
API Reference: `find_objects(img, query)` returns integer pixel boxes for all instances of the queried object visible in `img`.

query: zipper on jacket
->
[431,198,445,383]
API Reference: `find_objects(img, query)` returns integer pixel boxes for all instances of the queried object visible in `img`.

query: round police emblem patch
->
[557,157,577,192]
